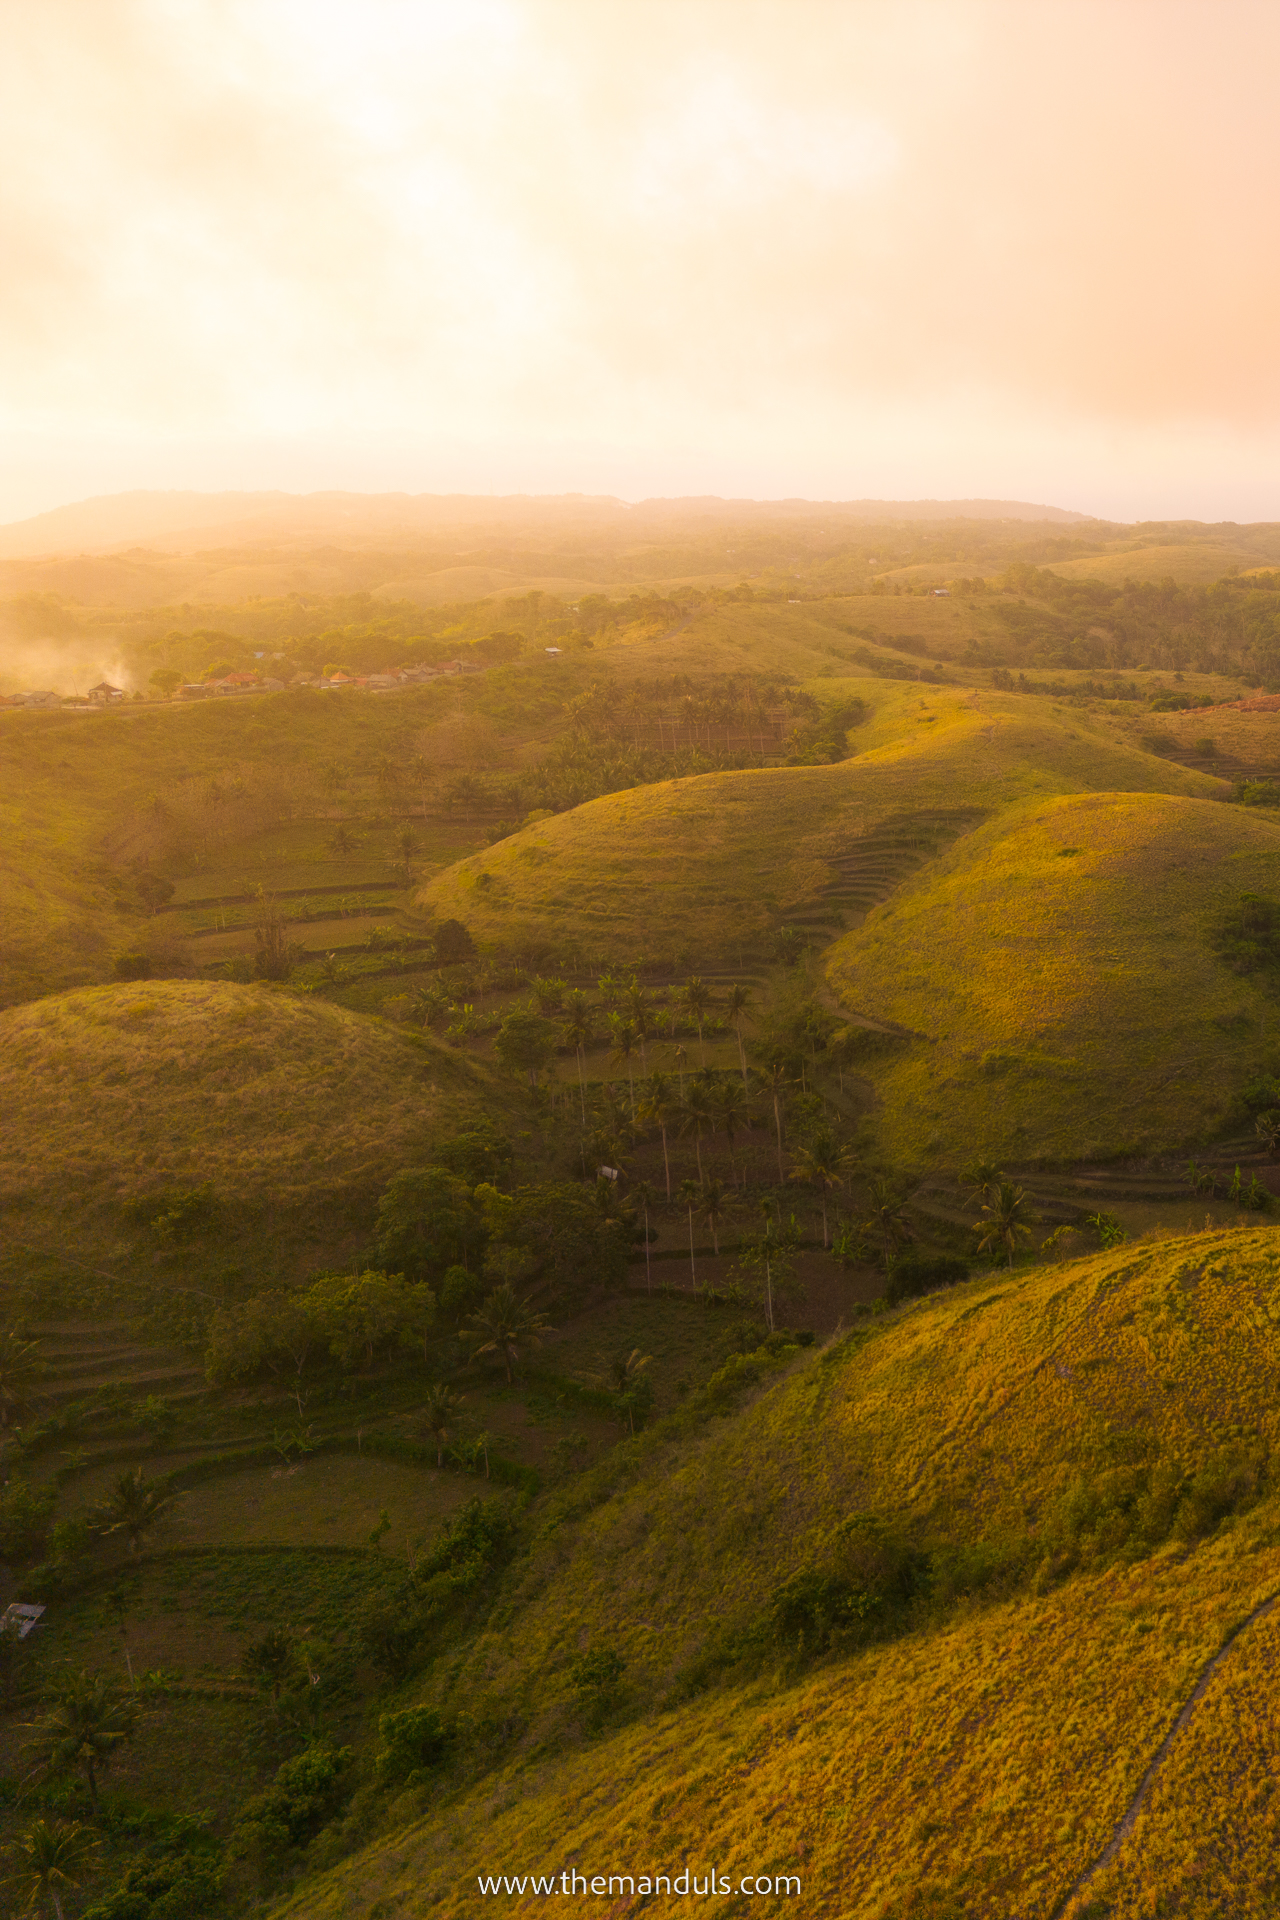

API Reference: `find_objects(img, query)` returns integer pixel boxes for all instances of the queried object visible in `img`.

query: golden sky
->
[5,0,1280,523]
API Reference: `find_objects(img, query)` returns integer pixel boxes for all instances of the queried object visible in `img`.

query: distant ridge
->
[0,488,1091,561]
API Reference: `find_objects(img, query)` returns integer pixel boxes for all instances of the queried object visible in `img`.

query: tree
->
[626,980,655,1073]
[464,1285,553,1386]
[760,1060,791,1182]
[976,1181,1036,1268]
[148,666,182,697]
[33,1671,136,1816]
[1257,1110,1280,1158]
[416,1382,465,1467]
[715,1077,751,1188]
[242,1626,299,1703]
[0,1327,43,1429]
[303,1270,435,1369]
[678,1178,701,1289]
[495,1010,559,1087]
[98,1468,178,1554]
[9,1818,97,1920]
[861,1178,913,1267]
[639,1074,677,1199]
[683,977,712,1064]
[629,1179,658,1291]
[562,992,594,1123]
[679,1078,714,1183]
[608,1016,640,1116]
[960,1159,1004,1206]
[434,919,475,965]
[253,893,291,981]
[734,1200,799,1333]
[204,1292,323,1413]
[725,983,752,1086]
[598,1349,652,1434]
[374,1167,481,1283]
[789,1129,858,1248]
[700,1177,727,1255]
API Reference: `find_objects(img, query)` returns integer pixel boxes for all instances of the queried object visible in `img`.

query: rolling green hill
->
[415,691,1227,967]
[271,1225,1280,1919]
[0,980,493,1284]
[825,788,1280,1165]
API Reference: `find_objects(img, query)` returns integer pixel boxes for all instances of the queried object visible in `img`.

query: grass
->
[0,979,496,1285]
[265,1225,1280,1919]
[825,789,1280,1164]
[1044,542,1263,585]
[416,690,1226,965]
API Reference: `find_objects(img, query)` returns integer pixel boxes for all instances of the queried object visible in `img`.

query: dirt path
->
[1052,1587,1280,1918]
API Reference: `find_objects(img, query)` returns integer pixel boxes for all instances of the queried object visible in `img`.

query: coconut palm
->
[977,1181,1037,1268]
[715,1076,751,1187]
[630,1179,659,1291]
[32,1672,135,1816]
[759,1060,791,1183]
[602,1349,652,1434]
[680,1080,714,1183]
[678,1178,701,1289]
[625,980,654,1072]
[9,1818,97,1919]
[683,977,712,1063]
[672,1042,689,1098]
[98,1468,178,1554]
[464,1285,553,1386]
[241,1625,298,1702]
[960,1159,1004,1205]
[640,1073,677,1198]
[608,1016,640,1117]
[416,1382,466,1467]
[789,1129,859,1248]
[861,1177,913,1267]
[699,1177,727,1255]
[724,983,752,1087]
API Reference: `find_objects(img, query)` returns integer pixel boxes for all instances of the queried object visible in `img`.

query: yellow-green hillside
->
[276,1226,1280,1919]
[1044,542,1256,585]
[416,692,1227,963]
[826,789,1280,1165]
[0,980,491,1275]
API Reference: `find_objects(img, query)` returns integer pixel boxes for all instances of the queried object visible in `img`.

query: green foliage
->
[0,1476,55,1559]
[303,1269,435,1368]
[36,1670,137,1813]
[884,1255,970,1306]
[1215,893,1280,975]
[432,1125,514,1187]
[373,1166,482,1284]
[82,1816,221,1920]
[1085,1210,1127,1249]
[376,1704,450,1783]
[494,1010,559,1084]
[231,1744,353,1855]
[433,918,476,964]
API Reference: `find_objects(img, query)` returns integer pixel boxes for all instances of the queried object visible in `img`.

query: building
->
[87,681,125,703]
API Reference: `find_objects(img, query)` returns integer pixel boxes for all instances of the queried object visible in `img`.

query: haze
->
[5,0,1280,523]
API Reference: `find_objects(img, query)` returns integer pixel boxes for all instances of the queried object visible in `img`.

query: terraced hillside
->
[0,980,495,1283]
[273,1226,1280,1920]
[825,789,1280,1165]
[415,691,1226,965]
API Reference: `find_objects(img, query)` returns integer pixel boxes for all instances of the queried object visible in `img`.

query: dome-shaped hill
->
[827,789,1280,1163]
[414,695,1226,966]
[0,981,492,1271]
[281,1228,1280,1919]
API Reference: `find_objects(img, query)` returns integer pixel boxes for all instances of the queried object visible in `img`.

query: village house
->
[87,681,125,703]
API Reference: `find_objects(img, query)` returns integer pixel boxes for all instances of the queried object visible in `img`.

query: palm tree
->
[715,1077,751,1188]
[640,1074,677,1198]
[630,1179,658,1290]
[563,993,594,1123]
[672,1042,690,1098]
[960,1159,1004,1205]
[625,980,654,1072]
[680,1080,714,1182]
[9,1819,97,1919]
[608,1016,640,1117]
[464,1285,553,1386]
[700,1177,727,1255]
[678,1178,700,1289]
[602,1349,652,1434]
[760,1060,790,1183]
[790,1129,858,1248]
[977,1181,1037,1268]
[242,1625,298,1702]
[33,1672,135,1816]
[0,1327,43,1430]
[98,1468,178,1554]
[416,1382,465,1466]
[861,1177,913,1267]
[1257,1111,1280,1158]
[683,977,712,1063]
[725,984,752,1087]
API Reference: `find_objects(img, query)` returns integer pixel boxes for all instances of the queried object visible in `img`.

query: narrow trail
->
[1051,1588,1280,1918]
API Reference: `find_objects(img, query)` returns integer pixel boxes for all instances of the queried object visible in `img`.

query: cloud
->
[2,0,1280,520]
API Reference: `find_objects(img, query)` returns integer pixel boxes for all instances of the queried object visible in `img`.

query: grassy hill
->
[270,1225,1280,1919]
[825,789,1280,1165]
[415,691,1227,967]
[0,980,493,1288]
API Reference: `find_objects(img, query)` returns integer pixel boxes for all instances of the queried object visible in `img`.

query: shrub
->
[231,1744,352,1855]
[0,1478,55,1560]
[434,919,476,965]
[376,1705,450,1783]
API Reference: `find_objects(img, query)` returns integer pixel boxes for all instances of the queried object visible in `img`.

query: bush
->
[885,1255,969,1306]
[0,1478,55,1560]
[376,1704,450,1783]
[434,919,476,965]
[231,1744,352,1855]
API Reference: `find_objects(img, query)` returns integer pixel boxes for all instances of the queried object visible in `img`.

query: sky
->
[4,0,1280,526]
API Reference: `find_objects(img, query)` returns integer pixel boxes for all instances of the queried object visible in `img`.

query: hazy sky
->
[5,0,1280,524]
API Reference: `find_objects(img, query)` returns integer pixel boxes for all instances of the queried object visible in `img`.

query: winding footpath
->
[1051,1588,1280,1918]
